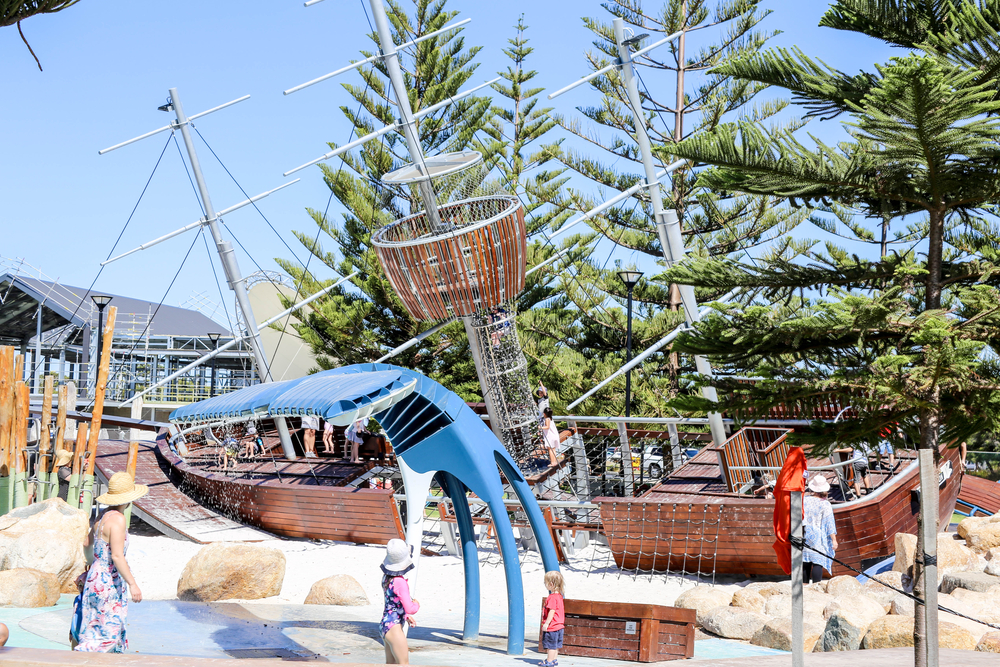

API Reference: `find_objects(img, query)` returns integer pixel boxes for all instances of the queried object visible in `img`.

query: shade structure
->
[371,194,527,321]
[168,367,416,427]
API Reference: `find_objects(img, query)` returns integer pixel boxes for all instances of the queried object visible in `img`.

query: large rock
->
[750,617,824,653]
[0,498,89,591]
[862,615,914,649]
[819,594,887,651]
[177,543,285,602]
[941,571,1000,594]
[976,632,1000,652]
[0,568,60,607]
[893,532,979,584]
[889,593,992,641]
[865,571,905,612]
[890,595,914,616]
[939,622,978,650]
[764,590,833,620]
[304,574,369,606]
[674,586,737,626]
[701,607,769,640]
[958,514,1000,553]
[825,575,863,599]
[731,588,766,614]
[744,581,791,598]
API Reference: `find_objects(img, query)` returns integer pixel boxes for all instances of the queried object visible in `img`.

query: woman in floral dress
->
[74,472,148,652]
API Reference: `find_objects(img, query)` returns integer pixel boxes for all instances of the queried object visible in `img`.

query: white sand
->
[126,534,742,627]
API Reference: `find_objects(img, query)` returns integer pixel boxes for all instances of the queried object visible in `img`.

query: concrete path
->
[0,646,993,666]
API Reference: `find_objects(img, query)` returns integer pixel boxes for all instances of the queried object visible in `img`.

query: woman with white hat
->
[802,474,838,584]
[73,471,147,652]
[379,538,420,664]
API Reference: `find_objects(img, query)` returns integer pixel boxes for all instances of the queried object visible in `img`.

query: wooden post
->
[13,382,29,507]
[81,306,116,517]
[124,441,139,527]
[68,422,88,508]
[0,346,13,515]
[36,375,54,501]
[51,383,68,502]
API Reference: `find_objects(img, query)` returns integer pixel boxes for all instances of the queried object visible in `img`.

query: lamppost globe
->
[90,295,113,375]
[616,270,644,290]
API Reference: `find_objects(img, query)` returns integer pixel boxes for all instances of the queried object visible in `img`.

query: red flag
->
[772,446,807,574]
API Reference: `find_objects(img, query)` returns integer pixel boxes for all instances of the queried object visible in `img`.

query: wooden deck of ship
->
[956,474,1000,516]
[92,439,272,543]
[598,437,964,578]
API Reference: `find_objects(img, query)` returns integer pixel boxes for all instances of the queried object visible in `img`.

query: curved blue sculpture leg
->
[484,491,526,655]
[494,450,561,574]
[438,472,480,640]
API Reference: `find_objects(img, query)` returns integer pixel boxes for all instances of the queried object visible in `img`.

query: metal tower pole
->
[168,87,296,459]
[613,18,727,447]
[368,0,444,232]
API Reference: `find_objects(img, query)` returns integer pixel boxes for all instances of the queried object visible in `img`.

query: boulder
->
[941,571,1000,594]
[304,574,369,606]
[893,532,979,584]
[890,595,914,616]
[976,632,1000,652]
[825,575,863,599]
[864,571,905,612]
[177,543,285,602]
[701,607,769,640]
[819,595,887,651]
[744,581,791,598]
[0,498,89,591]
[939,622,978,650]
[750,617,824,653]
[764,590,833,620]
[0,568,60,607]
[862,616,914,649]
[731,588,766,614]
[958,514,1000,554]
[674,586,737,626]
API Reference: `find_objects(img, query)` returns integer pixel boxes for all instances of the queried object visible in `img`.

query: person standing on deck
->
[301,415,319,458]
[802,475,838,583]
[73,473,146,652]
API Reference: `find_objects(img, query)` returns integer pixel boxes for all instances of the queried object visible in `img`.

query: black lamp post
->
[207,333,222,398]
[91,296,113,369]
[616,270,643,418]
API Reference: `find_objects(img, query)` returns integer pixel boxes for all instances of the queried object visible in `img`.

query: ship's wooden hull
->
[158,440,404,544]
[598,445,963,578]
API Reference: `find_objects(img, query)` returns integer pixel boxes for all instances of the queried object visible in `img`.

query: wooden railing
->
[711,427,793,492]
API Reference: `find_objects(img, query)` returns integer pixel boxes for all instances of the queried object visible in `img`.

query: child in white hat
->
[379,539,419,664]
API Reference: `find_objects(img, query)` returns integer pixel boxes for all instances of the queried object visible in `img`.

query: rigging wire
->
[83,227,206,412]
[24,131,176,383]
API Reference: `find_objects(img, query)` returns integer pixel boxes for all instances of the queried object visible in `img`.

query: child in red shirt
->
[541,571,565,666]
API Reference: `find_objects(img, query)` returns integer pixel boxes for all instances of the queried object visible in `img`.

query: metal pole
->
[790,490,804,667]
[210,339,218,398]
[612,19,726,448]
[167,88,272,384]
[625,284,634,419]
[34,302,43,394]
[919,448,939,667]
[96,305,106,379]
[367,0,444,232]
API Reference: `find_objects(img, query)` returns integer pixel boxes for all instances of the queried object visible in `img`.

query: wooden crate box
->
[539,599,695,662]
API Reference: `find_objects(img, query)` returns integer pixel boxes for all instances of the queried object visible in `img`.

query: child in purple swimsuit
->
[380,539,419,664]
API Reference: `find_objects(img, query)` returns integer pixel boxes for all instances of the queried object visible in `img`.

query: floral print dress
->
[379,575,419,638]
[75,515,129,652]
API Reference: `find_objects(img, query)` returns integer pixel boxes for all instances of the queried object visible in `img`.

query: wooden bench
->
[541,599,695,662]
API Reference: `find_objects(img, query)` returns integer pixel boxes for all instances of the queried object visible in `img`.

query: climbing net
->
[467,303,540,464]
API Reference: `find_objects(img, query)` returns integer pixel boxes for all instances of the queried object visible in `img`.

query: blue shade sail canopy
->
[168,368,415,426]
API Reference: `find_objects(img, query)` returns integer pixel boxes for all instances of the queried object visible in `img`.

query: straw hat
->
[96,471,148,506]
[52,449,73,468]
[381,538,414,574]
[807,474,830,494]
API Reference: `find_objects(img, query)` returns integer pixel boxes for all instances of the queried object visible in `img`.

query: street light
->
[207,333,222,398]
[616,270,643,418]
[90,296,113,371]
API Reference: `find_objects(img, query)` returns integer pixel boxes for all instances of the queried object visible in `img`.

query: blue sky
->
[1,0,893,326]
